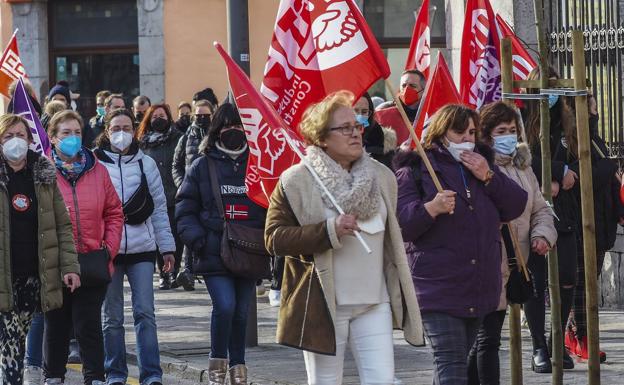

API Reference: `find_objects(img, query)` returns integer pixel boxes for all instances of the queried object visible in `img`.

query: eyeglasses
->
[328,123,364,136]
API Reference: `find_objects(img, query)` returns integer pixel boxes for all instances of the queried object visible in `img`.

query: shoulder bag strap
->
[206,157,226,221]
[501,224,516,267]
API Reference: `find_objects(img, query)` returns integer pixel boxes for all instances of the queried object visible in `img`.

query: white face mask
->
[2,137,29,162]
[445,139,475,162]
[110,131,133,152]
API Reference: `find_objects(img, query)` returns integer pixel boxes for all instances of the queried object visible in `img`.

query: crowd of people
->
[0,65,621,385]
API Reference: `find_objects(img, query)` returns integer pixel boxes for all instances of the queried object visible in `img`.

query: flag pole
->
[280,128,372,254]
[384,79,444,193]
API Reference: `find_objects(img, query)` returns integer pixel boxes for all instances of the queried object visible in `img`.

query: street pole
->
[226,0,257,348]
[500,37,523,385]
[571,30,601,385]
[533,1,563,384]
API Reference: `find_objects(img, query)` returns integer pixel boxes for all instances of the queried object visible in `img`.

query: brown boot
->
[228,364,248,385]
[208,358,228,385]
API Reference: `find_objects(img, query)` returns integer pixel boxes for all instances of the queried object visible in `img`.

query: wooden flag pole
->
[383,79,443,193]
[500,37,523,385]
[571,29,601,385]
[533,1,563,383]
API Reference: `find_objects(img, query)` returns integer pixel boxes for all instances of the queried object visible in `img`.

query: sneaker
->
[268,289,281,307]
[44,378,63,385]
[158,273,171,290]
[23,365,41,385]
[256,284,266,297]
[574,335,607,362]
[175,270,196,291]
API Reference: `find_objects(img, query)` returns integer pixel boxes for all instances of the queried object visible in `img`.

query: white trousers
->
[303,302,394,385]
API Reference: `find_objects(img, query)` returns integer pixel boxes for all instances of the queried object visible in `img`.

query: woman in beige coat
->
[467,102,558,384]
[265,91,422,385]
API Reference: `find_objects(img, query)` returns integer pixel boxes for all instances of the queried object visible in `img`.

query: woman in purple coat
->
[394,104,527,385]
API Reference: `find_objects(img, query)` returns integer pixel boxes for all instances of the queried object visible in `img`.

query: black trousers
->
[467,310,507,385]
[43,285,108,384]
[157,207,183,274]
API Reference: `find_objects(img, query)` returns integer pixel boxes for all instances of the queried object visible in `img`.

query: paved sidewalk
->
[121,277,624,384]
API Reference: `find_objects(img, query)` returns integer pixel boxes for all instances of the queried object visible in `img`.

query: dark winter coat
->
[394,143,527,318]
[175,147,266,275]
[140,127,183,208]
[83,116,104,149]
[172,124,205,188]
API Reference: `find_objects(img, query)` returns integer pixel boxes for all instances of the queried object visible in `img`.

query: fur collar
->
[381,126,397,154]
[305,146,380,220]
[0,150,56,186]
[494,143,532,170]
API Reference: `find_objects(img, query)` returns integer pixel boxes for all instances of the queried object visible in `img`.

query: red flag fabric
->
[459,0,501,110]
[495,14,537,81]
[405,0,431,78]
[214,42,306,208]
[261,0,390,132]
[412,53,461,141]
[0,31,26,98]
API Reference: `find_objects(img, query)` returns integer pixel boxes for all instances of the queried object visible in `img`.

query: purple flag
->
[12,78,50,155]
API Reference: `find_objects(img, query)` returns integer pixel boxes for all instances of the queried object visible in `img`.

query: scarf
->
[216,142,248,160]
[141,127,174,148]
[305,146,380,220]
[53,148,86,182]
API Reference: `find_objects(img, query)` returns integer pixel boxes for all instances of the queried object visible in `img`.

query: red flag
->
[459,0,501,110]
[214,42,306,208]
[0,30,27,98]
[261,0,390,131]
[495,14,537,81]
[412,53,461,141]
[405,0,431,78]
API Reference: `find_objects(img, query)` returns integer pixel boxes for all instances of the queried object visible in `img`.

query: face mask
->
[58,135,82,158]
[110,131,133,152]
[2,137,28,163]
[492,134,518,155]
[445,139,475,162]
[548,94,559,109]
[96,107,106,117]
[135,112,145,123]
[355,114,370,128]
[400,86,421,106]
[195,114,211,129]
[151,117,170,132]
[220,129,247,150]
[178,115,191,128]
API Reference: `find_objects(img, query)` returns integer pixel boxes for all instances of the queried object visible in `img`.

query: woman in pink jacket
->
[43,110,124,385]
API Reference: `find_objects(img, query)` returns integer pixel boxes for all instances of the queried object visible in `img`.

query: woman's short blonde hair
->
[48,110,84,139]
[0,114,32,141]
[299,91,354,146]
[424,104,480,149]
[44,100,67,118]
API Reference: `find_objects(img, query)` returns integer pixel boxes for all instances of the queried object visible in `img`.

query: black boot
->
[531,347,552,373]
[563,349,575,369]
[175,269,196,291]
[170,269,180,289]
[159,272,171,290]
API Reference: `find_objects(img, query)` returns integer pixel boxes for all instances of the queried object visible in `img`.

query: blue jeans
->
[102,261,162,385]
[204,275,255,366]
[421,312,482,385]
[25,312,44,367]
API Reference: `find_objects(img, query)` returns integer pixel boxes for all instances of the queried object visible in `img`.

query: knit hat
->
[48,81,71,104]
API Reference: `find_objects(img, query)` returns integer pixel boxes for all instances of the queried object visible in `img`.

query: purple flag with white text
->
[12,78,50,155]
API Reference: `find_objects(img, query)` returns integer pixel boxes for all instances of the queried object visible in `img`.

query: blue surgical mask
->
[355,114,370,128]
[58,136,82,158]
[493,134,518,155]
[548,94,559,109]
[96,107,106,117]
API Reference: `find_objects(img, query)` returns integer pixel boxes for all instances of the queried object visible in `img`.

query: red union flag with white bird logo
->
[261,0,390,131]
[214,42,306,209]
[459,0,501,110]
[495,14,537,81]
[405,0,430,78]
[0,30,27,98]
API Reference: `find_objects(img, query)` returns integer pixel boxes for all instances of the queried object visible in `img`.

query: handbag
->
[206,157,271,279]
[78,247,111,287]
[123,159,154,225]
[502,224,536,304]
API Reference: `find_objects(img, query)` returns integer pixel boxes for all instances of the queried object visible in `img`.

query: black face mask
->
[220,129,246,150]
[177,115,191,128]
[135,112,145,123]
[151,117,170,133]
[195,114,211,130]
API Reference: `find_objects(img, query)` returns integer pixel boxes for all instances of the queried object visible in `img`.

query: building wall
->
[163,0,278,108]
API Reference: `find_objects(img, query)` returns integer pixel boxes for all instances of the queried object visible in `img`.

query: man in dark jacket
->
[83,93,125,148]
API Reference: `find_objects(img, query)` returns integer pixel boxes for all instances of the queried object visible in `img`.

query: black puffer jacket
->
[172,123,205,188]
[140,127,183,209]
[175,147,266,275]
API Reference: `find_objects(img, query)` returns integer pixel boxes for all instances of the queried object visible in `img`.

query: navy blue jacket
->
[175,147,266,275]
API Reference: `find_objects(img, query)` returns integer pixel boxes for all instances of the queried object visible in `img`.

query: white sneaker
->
[44,378,63,385]
[91,381,106,385]
[23,365,42,385]
[269,289,281,307]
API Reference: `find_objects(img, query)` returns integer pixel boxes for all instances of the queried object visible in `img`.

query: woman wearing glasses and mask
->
[264,91,423,385]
